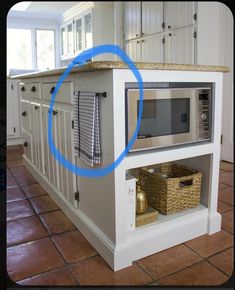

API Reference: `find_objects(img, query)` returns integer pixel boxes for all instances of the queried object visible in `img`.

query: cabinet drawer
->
[22,130,32,161]
[29,82,41,99]
[42,82,74,104]
[21,100,31,132]
[19,83,28,99]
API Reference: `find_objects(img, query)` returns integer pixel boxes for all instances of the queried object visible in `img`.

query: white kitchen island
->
[12,61,228,271]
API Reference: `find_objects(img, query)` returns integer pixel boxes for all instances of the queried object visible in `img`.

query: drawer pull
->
[21,86,25,91]
[22,111,27,116]
[23,141,28,147]
[53,110,58,116]
[50,87,55,94]
[31,86,36,92]
[35,105,40,110]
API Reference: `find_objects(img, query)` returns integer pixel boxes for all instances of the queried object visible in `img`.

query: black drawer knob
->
[50,87,55,94]
[21,86,25,91]
[22,111,27,116]
[23,141,28,147]
[31,86,36,92]
[168,25,171,29]
[35,105,39,110]
[53,110,58,115]
[169,33,172,36]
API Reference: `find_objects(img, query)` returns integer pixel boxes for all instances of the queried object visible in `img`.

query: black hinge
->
[221,135,223,144]
[193,13,197,21]
[193,31,197,39]
[162,37,165,44]
[72,120,74,129]
[75,191,80,202]
[13,127,16,133]
[11,84,13,90]
[162,22,165,29]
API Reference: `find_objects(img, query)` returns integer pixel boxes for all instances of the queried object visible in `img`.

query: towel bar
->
[73,91,107,98]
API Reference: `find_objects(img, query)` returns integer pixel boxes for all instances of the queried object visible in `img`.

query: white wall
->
[197,2,233,162]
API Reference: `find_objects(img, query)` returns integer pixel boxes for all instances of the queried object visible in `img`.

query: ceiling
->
[8,1,79,20]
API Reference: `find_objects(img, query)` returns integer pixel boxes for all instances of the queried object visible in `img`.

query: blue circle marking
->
[48,44,143,178]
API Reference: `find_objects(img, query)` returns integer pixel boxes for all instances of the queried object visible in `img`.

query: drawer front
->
[19,83,28,99]
[22,130,32,161]
[29,82,41,99]
[42,82,74,104]
[21,100,31,132]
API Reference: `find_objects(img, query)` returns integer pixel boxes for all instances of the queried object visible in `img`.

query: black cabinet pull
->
[50,87,55,94]
[31,86,36,92]
[23,141,28,147]
[22,111,27,116]
[21,86,25,91]
[35,105,39,110]
[169,33,172,36]
[168,25,171,29]
[53,110,58,116]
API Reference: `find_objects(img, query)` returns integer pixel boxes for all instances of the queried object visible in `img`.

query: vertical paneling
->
[124,1,141,40]
[42,105,50,180]
[142,2,163,35]
[141,35,164,62]
[164,27,194,64]
[164,1,195,29]
[126,40,142,61]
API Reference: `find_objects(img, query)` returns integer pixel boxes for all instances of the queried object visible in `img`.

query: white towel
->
[73,91,101,166]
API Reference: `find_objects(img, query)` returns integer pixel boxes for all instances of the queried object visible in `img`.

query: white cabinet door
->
[124,2,141,40]
[142,2,163,36]
[125,40,142,62]
[164,1,195,30]
[30,102,44,174]
[164,27,194,64]
[7,80,15,137]
[141,35,164,62]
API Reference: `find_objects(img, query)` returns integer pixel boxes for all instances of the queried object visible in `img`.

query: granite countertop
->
[11,61,229,79]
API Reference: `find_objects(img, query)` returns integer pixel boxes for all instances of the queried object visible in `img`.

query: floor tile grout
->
[134,261,156,283]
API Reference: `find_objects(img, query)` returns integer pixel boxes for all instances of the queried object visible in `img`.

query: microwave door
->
[128,88,197,151]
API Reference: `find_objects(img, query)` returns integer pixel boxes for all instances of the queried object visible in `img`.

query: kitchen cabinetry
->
[124,1,196,64]
[13,62,226,271]
[7,79,22,145]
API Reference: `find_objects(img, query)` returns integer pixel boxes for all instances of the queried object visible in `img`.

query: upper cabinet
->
[124,1,197,64]
[142,2,163,36]
[164,2,196,30]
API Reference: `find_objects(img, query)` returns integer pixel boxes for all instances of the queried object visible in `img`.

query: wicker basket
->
[136,162,202,215]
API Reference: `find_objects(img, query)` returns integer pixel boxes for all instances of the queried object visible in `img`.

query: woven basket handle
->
[179,175,194,187]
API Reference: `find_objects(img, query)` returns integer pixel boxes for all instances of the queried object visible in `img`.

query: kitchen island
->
[12,61,228,270]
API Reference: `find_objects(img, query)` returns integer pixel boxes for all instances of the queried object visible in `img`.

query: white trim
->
[7,137,23,146]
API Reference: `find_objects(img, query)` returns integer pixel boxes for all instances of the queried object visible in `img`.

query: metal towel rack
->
[73,91,107,98]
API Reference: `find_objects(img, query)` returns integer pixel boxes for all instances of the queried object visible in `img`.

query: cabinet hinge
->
[162,22,165,29]
[193,13,197,21]
[75,191,80,202]
[11,84,14,90]
[162,37,165,44]
[13,127,16,133]
[72,120,74,129]
[221,135,223,144]
[193,31,197,39]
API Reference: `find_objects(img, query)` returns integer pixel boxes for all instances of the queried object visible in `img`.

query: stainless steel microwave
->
[126,87,212,152]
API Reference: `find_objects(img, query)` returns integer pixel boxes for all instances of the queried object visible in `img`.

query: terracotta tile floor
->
[6,146,234,286]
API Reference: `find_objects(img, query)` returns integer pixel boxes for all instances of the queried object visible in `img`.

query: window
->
[36,29,55,70]
[60,27,66,56]
[85,13,92,49]
[67,23,74,55]
[7,28,33,72]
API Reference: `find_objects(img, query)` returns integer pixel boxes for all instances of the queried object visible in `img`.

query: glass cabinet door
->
[60,26,66,56]
[85,13,92,49]
[67,22,74,55]
[75,18,83,52]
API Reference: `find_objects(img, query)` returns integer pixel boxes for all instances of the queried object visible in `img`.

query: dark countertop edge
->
[10,61,230,79]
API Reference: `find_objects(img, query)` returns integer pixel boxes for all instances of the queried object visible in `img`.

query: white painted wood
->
[22,130,32,161]
[20,100,31,132]
[42,81,73,104]
[19,67,224,271]
[124,2,141,40]
[164,26,194,64]
[28,82,41,99]
[125,40,141,62]
[141,35,164,62]
[142,2,163,35]
[164,1,195,30]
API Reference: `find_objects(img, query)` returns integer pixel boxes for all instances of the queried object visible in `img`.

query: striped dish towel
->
[73,91,101,166]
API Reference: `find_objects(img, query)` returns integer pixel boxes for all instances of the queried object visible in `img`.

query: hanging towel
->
[73,91,101,166]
